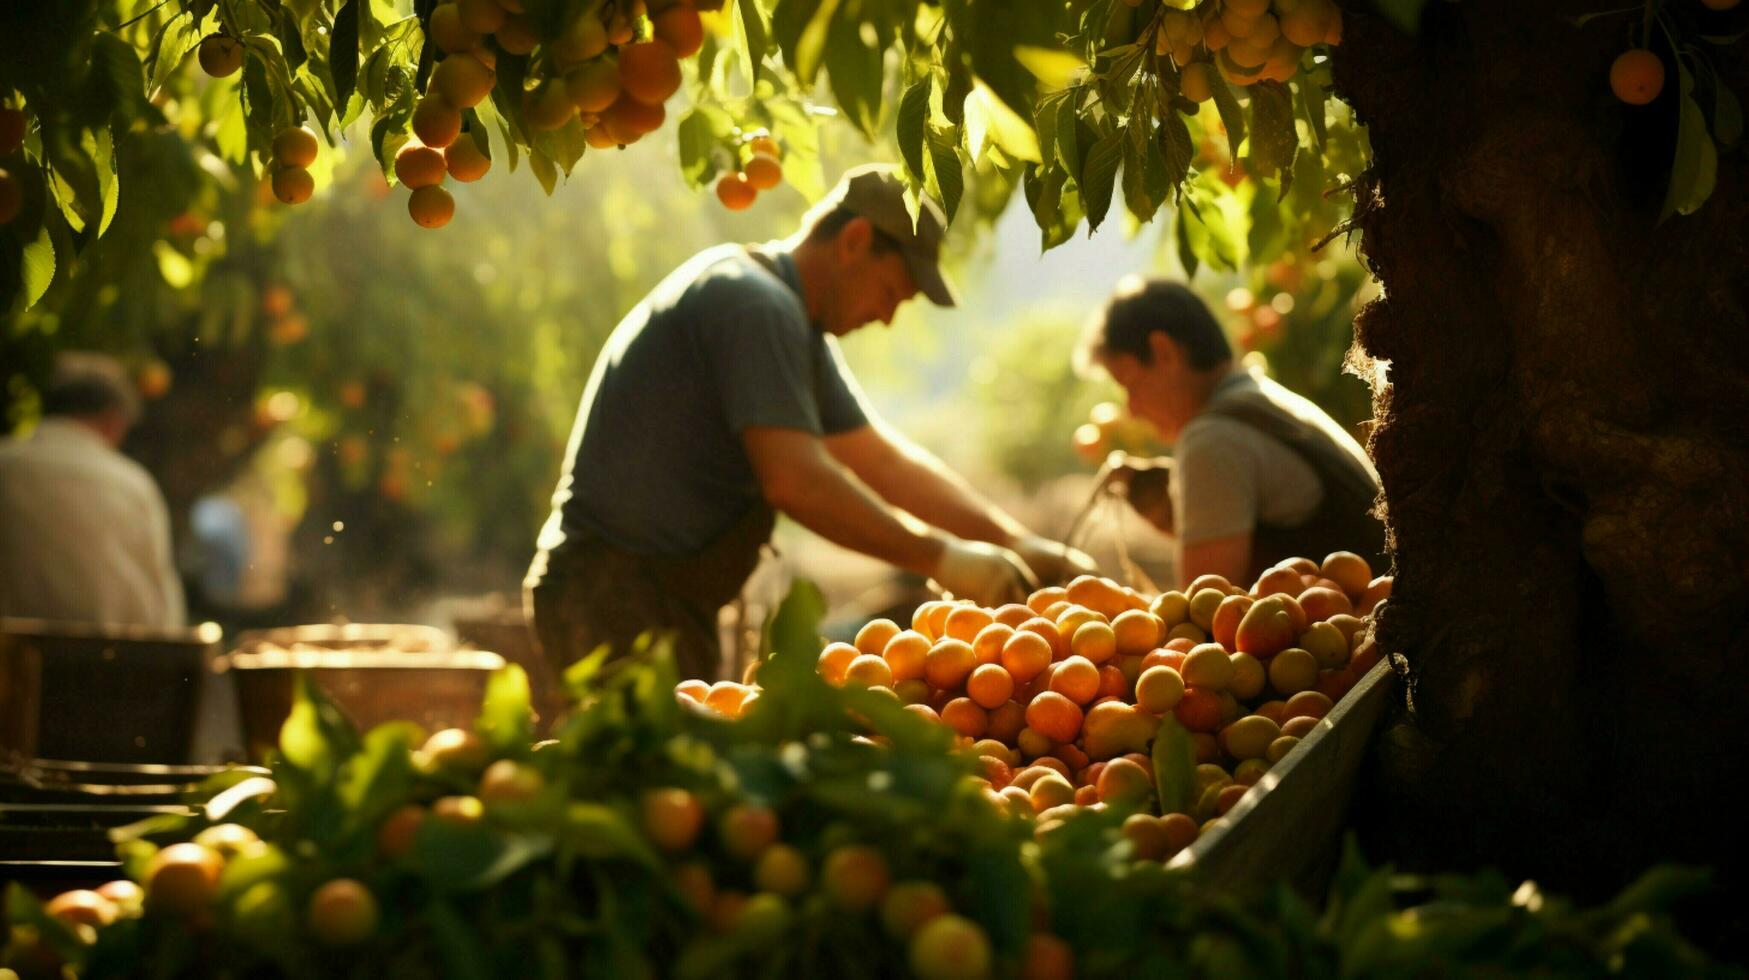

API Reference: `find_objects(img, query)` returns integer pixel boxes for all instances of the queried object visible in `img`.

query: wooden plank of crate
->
[1167,658,1394,896]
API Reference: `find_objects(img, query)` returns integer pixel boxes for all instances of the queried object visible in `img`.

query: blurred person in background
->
[1077,276,1387,587]
[528,165,1095,681]
[0,351,185,628]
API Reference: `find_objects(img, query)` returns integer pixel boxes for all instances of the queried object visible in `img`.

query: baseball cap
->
[826,164,957,307]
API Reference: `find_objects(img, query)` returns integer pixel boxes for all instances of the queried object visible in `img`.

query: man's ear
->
[835,215,873,259]
[1146,330,1179,370]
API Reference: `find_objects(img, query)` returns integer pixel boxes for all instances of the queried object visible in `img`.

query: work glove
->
[1009,535,1100,586]
[929,539,1037,607]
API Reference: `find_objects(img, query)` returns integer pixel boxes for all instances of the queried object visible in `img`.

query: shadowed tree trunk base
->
[1330,0,1749,935]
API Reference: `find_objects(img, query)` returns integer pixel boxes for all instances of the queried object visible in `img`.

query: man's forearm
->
[773,466,946,575]
[852,430,1030,547]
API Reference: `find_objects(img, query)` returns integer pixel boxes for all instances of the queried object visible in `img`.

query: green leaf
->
[278,674,360,778]
[1298,77,1329,152]
[677,107,725,186]
[897,76,932,182]
[1602,866,1712,919]
[561,802,662,870]
[276,6,308,71]
[1055,94,1082,175]
[926,135,963,224]
[1246,80,1297,190]
[1175,203,1200,279]
[1662,65,1717,219]
[1024,163,1076,251]
[734,0,771,85]
[824,13,882,139]
[1160,109,1193,196]
[477,665,534,753]
[331,0,361,110]
[1373,0,1431,34]
[967,79,1042,163]
[1179,183,1240,271]
[1014,45,1085,92]
[20,224,56,310]
[413,818,551,892]
[793,0,841,86]
[1209,71,1246,162]
[148,10,202,94]
[765,578,827,669]
[1079,130,1122,233]
[529,150,560,195]
[1150,715,1196,814]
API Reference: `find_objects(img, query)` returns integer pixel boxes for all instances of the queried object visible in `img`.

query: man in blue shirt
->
[527,165,1094,680]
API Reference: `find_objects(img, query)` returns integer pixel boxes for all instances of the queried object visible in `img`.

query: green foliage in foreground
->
[3,583,1732,978]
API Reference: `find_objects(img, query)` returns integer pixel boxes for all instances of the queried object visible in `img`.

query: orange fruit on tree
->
[428,4,480,53]
[198,34,244,77]
[271,166,314,204]
[272,126,319,168]
[307,879,379,947]
[881,880,950,939]
[566,58,621,114]
[718,804,779,859]
[395,143,447,188]
[478,759,544,803]
[618,39,683,105]
[145,843,224,915]
[748,133,782,159]
[754,844,811,896]
[1179,61,1215,102]
[600,94,664,142]
[641,787,704,851]
[496,13,539,54]
[909,914,992,980]
[522,83,576,133]
[444,136,490,182]
[0,107,27,156]
[744,152,783,190]
[822,845,890,910]
[1610,48,1664,105]
[433,53,496,108]
[408,184,455,228]
[376,803,426,858]
[653,4,705,57]
[455,0,505,33]
[1024,933,1075,980]
[550,15,609,68]
[413,95,462,147]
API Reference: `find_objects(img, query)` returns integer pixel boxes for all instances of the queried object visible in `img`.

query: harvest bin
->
[0,619,222,766]
[1170,657,1394,895]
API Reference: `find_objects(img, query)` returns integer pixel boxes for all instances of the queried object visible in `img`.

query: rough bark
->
[1332,0,1749,911]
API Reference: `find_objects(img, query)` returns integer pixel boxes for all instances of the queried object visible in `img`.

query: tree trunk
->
[1332,0,1749,910]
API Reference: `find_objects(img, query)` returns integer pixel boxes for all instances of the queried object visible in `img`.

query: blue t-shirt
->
[538,244,870,557]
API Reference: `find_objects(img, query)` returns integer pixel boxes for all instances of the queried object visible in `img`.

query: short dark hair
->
[1077,276,1232,373]
[802,206,901,255]
[41,351,141,423]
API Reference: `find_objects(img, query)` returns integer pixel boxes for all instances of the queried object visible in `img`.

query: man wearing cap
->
[527,165,1095,680]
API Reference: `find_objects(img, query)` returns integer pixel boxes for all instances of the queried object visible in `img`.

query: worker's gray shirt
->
[539,244,869,557]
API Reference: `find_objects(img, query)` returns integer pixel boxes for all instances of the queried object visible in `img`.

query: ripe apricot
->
[95,880,143,913]
[455,0,505,34]
[1097,757,1153,805]
[748,133,782,159]
[881,879,951,938]
[1283,690,1334,722]
[944,604,994,643]
[904,702,941,723]
[522,83,576,133]
[1149,590,1189,627]
[376,803,425,858]
[1097,664,1129,699]
[1281,715,1318,738]
[1135,665,1185,713]
[395,143,447,188]
[444,135,491,182]
[146,843,224,915]
[1186,588,1226,631]
[1024,933,1075,980]
[1210,594,1254,649]
[1048,655,1100,705]
[941,697,988,738]
[408,184,455,228]
[986,700,1026,742]
[641,788,704,851]
[272,126,319,168]
[818,641,859,683]
[1357,576,1393,616]
[619,39,682,105]
[412,95,462,147]
[1319,551,1372,598]
[991,603,1033,628]
[434,53,495,108]
[719,804,779,860]
[198,35,244,77]
[1298,586,1352,622]
[1268,648,1318,695]
[856,618,901,656]
[716,171,756,210]
[823,845,890,910]
[966,663,1015,709]
[427,4,480,53]
[845,653,895,689]
[1030,772,1076,812]
[46,890,118,930]
[1220,714,1281,761]
[1066,575,1127,618]
[1180,61,1215,102]
[1180,643,1235,690]
[421,727,487,771]
[550,15,608,67]
[754,844,810,897]
[307,878,378,946]
[673,861,716,912]
[1070,620,1119,665]
[1301,621,1349,670]
[1018,617,1067,659]
[1252,566,1304,598]
[1610,48,1664,105]
[495,13,538,54]
[925,638,977,690]
[1267,734,1300,762]
[1174,687,1223,733]
[1228,651,1266,700]
[431,795,484,825]
[970,623,1013,666]
[565,58,621,114]
[271,166,314,204]
[192,822,260,858]
[1025,691,1083,742]
[1027,586,1068,613]
[653,4,704,57]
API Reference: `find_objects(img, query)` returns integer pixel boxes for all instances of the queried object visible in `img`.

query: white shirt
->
[0,418,185,628]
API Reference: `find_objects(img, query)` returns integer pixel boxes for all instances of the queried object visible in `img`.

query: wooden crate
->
[1169,658,1394,896]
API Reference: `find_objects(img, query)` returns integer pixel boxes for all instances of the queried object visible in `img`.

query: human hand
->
[1009,535,1100,587]
[929,539,1037,606]
[1106,454,1174,535]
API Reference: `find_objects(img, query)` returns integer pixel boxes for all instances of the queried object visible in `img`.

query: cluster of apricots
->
[1150,0,1344,103]
[780,552,1390,858]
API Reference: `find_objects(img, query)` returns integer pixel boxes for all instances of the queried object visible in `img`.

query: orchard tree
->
[3,0,1746,908]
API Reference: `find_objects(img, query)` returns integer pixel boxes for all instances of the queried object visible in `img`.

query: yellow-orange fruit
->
[1610,48,1664,106]
[408,184,455,228]
[818,641,858,683]
[444,136,490,182]
[271,166,314,204]
[618,40,682,105]
[395,143,448,188]
[433,53,495,109]
[272,126,319,168]
[641,787,704,851]
[412,96,463,147]
[566,58,621,114]
[198,35,244,77]
[653,5,705,57]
